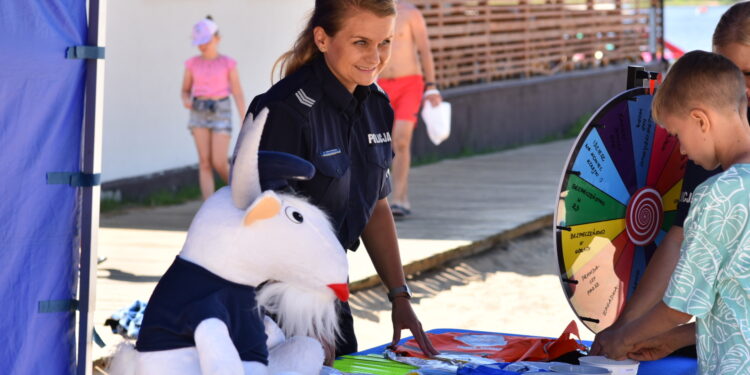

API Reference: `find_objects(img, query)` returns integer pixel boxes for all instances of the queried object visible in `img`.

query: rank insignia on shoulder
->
[295,89,316,107]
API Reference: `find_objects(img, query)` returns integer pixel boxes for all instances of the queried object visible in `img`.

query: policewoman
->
[240,0,438,360]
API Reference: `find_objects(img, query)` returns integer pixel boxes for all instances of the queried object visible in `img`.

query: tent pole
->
[77,0,106,373]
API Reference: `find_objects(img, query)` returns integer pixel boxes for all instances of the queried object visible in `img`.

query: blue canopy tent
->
[0,1,104,373]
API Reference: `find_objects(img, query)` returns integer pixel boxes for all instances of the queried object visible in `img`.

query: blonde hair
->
[272,0,396,80]
[653,51,745,124]
[713,1,750,50]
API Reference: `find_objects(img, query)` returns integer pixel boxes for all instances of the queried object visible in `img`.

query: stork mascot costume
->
[107,108,350,375]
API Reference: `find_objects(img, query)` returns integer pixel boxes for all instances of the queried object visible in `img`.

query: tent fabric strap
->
[46,172,101,187]
[65,45,105,60]
[93,328,106,348]
[37,299,105,347]
[38,299,78,313]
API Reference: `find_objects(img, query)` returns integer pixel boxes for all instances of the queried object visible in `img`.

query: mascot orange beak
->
[327,283,349,302]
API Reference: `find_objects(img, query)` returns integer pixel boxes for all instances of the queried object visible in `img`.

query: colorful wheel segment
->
[554,87,687,333]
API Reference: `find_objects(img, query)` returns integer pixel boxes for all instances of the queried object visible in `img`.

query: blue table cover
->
[357,328,697,375]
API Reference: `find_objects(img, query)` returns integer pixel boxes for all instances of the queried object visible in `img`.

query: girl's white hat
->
[192,18,218,46]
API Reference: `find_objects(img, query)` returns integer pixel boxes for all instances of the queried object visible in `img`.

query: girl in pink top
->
[181,16,246,200]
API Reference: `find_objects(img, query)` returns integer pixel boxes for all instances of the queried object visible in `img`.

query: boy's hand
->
[590,321,622,356]
[590,327,633,360]
[628,334,675,361]
[628,323,695,361]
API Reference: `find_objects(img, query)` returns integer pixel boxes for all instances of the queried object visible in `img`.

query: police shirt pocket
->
[311,150,351,215]
[313,150,350,178]
[366,145,392,169]
[366,145,393,199]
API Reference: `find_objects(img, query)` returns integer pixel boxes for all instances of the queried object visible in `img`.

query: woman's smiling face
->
[314,9,395,92]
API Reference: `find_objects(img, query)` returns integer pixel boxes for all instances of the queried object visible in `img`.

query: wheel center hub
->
[625,187,663,246]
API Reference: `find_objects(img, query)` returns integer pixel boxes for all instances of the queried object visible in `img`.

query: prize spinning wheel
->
[554,78,687,333]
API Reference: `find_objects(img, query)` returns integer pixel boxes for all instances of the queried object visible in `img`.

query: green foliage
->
[564,112,592,139]
[100,176,227,214]
[100,198,127,213]
[144,185,202,206]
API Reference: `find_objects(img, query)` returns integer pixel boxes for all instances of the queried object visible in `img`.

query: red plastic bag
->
[393,321,586,362]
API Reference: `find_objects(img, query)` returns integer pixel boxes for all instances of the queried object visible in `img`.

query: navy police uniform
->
[246,56,394,355]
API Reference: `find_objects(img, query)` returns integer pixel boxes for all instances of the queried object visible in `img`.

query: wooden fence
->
[413,0,663,88]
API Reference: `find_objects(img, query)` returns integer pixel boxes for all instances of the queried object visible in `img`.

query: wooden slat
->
[412,0,660,88]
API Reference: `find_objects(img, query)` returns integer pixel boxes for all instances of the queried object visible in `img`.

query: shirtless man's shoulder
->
[381,2,425,78]
[398,1,418,12]
[398,2,421,22]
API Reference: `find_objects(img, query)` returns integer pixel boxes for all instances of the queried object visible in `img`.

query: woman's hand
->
[183,97,193,109]
[390,297,439,357]
[361,200,438,357]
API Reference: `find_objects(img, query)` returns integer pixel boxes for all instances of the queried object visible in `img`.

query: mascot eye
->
[285,207,304,224]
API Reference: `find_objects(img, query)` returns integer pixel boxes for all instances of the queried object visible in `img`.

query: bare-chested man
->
[378,1,441,218]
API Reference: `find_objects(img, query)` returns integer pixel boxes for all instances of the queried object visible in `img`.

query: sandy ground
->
[349,230,595,351]
[92,229,594,373]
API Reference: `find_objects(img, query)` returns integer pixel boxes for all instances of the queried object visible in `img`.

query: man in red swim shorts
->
[378,1,441,218]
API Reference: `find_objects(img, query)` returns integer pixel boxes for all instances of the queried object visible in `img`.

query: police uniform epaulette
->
[273,81,320,119]
[290,84,321,110]
[264,66,321,117]
[370,82,390,101]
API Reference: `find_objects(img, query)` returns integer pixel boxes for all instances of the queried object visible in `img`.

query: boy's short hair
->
[713,1,750,50]
[652,50,746,124]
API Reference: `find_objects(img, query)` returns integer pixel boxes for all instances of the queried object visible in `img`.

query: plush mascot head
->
[180,108,349,345]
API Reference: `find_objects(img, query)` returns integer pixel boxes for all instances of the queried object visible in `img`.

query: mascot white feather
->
[107,108,349,375]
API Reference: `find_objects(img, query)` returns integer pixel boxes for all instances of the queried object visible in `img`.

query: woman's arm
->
[360,199,438,356]
[229,67,246,120]
[181,68,193,109]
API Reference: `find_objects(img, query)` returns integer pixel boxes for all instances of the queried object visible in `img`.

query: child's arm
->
[614,226,684,325]
[591,227,683,349]
[181,68,193,109]
[593,301,692,360]
[229,67,246,120]
[628,322,695,361]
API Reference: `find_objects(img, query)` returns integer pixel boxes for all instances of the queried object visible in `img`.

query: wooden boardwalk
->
[93,139,574,362]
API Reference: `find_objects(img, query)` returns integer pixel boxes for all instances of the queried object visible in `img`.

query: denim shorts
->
[188,97,232,134]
